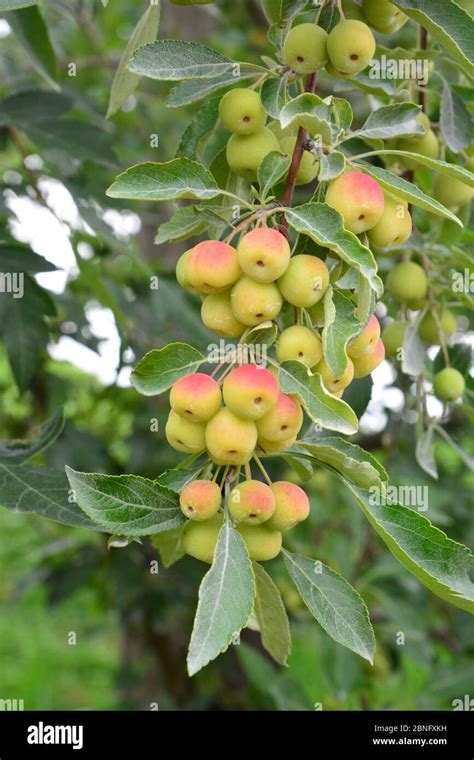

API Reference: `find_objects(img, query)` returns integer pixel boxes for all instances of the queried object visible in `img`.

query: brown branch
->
[8,126,49,207]
[279,72,318,238]
[418,26,428,112]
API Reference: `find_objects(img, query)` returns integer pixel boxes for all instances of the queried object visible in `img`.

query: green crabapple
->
[230,276,283,326]
[283,22,329,75]
[277,254,330,308]
[219,88,266,135]
[237,227,291,283]
[205,407,257,465]
[386,261,428,304]
[276,324,323,368]
[165,410,206,454]
[226,127,280,181]
[326,20,376,77]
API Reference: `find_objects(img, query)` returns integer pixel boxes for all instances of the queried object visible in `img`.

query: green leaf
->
[106,2,161,118]
[440,79,473,154]
[361,150,474,188]
[154,206,206,245]
[278,360,359,435]
[280,94,333,145]
[285,203,383,296]
[261,75,288,119]
[22,119,117,166]
[283,550,375,663]
[342,479,474,614]
[0,464,99,530]
[393,0,474,79]
[0,90,72,125]
[0,243,57,272]
[187,516,255,676]
[280,0,308,21]
[128,39,236,81]
[321,287,360,377]
[261,0,282,24]
[0,0,36,8]
[319,151,345,181]
[151,526,185,568]
[299,436,388,489]
[356,163,463,226]
[241,320,278,349]
[0,410,64,464]
[166,72,253,107]
[176,98,220,161]
[155,456,208,492]
[351,104,424,141]
[253,561,291,666]
[416,426,438,480]
[106,159,221,202]
[258,150,292,200]
[131,342,205,396]
[7,5,57,86]
[350,73,398,97]
[65,467,184,537]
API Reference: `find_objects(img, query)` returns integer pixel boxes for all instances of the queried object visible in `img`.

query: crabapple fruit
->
[361,0,408,34]
[257,434,297,453]
[170,372,221,422]
[382,321,407,358]
[237,227,291,283]
[227,480,276,524]
[226,127,280,181]
[325,171,384,234]
[256,391,303,443]
[313,356,354,393]
[186,240,241,294]
[219,88,266,135]
[367,195,412,248]
[201,291,246,339]
[182,513,223,563]
[326,20,376,77]
[176,250,200,295]
[277,254,329,308]
[205,407,257,465]
[180,479,222,521]
[280,137,319,185]
[387,261,428,304]
[397,119,439,170]
[230,276,283,325]
[433,368,465,403]
[347,314,381,359]
[267,481,310,532]
[222,364,279,420]
[352,338,385,378]
[419,310,457,344]
[276,325,323,367]
[432,174,474,212]
[283,23,329,75]
[165,410,206,454]
[236,522,282,561]
[342,0,367,21]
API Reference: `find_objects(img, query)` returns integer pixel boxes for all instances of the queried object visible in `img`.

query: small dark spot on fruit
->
[249,513,257,519]
[254,397,262,404]
[185,410,192,415]
[334,379,340,384]
[228,449,237,454]
[297,56,304,62]
[358,214,365,220]
[243,116,250,123]
[256,312,264,317]
[281,424,288,431]
[187,506,195,513]
[177,439,184,445]
[298,351,304,357]
[350,54,359,61]
[256,260,265,267]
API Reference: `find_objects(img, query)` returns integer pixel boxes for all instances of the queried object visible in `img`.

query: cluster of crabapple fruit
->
[165,364,309,562]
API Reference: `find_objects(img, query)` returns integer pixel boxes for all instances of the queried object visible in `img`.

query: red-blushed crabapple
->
[347,314,381,359]
[179,480,222,521]
[227,480,276,524]
[362,0,408,34]
[352,338,385,378]
[276,325,323,368]
[237,227,291,283]
[282,22,328,75]
[326,20,376,77]
[386,261,428,304]
[325,171,384,234]
[382,321,407,359]
[433,368,465,403]
[367,195,412,248]
[219,88,266,135]
[256,391,303,442]
[186,240,241,294]
[280,137,319,185]
[313,356,354,393]
[433,174,474,212]
[419,309,457,344]
[222,363,279,420]
[267,481,310,532]
[176,250,200,295]
[277,254,329,308]
[205,407,257,466]
[165,410,206,454]
[226,127,280,181]
[182,512,223,563]
[201,291,246,339]
[169,372,221,422]
[230,276,283,326]
[236,522,282,561]
[257,434,297,453]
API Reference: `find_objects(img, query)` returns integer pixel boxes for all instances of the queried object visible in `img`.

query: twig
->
[418,26,428,112]
[252,454,273,485]
[8,126,49,206]
[422,253,450,367]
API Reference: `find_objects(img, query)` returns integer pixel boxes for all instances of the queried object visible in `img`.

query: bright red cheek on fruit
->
[345,172,384,209]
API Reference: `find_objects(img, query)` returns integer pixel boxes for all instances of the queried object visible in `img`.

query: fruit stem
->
[212,465,222,483]
[417,25,428,113]
[252,454,273,486]
[421,253,450,368]
[219,465,230,489]
[244,461,252,481]
[210,361,225,378]
[279,72,319,238]
[224,210,259,244]
[336,0,345,20]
